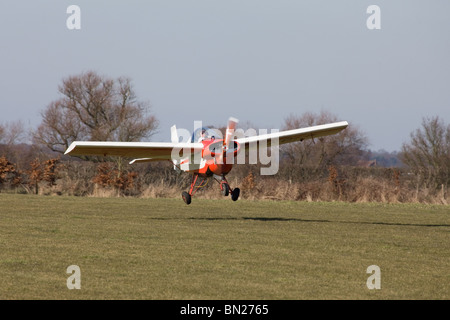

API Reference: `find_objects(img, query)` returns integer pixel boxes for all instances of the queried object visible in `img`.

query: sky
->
[0,0,449,152]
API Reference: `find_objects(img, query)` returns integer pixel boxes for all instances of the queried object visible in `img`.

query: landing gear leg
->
[215,175,240,201]
[182,173,207,205]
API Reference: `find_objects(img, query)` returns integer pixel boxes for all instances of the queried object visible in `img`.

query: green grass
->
[0,194,448,299]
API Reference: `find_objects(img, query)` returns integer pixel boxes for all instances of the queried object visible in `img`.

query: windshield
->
[191,127,222,143]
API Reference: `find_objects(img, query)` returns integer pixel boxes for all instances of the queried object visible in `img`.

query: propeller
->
[224,117,239,151]
[217,117,239,164]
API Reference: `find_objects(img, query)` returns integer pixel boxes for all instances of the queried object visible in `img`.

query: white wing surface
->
[235,121,349,149]
[64,141,204,162]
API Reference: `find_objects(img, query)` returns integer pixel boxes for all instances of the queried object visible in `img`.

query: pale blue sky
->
[1,0,449,151]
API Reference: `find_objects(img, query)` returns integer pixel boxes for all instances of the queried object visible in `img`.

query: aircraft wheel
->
[182,191,191,205]
[231,188,240,201]
[221,183,229,196]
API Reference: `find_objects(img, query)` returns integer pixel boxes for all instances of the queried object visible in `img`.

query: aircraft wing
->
[235,121,349,149]
[64,141,204,162]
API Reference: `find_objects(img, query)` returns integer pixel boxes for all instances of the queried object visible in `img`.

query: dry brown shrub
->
[28,158,43,194]
[92,162,140,195]
[241,172,256,191]
[43,158,60,187]
[0,156,22,190]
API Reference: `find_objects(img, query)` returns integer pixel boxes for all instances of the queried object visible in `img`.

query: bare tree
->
[401,116,450,191]
[0,121,29,167]
[34,71,159,153]
[0,124,4,143]
[281,110,368,168]
[0,120,26,146]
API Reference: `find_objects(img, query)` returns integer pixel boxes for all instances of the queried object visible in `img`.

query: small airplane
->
[65,117,348,204]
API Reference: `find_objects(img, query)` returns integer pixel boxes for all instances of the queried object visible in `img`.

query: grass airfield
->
[0,193,448,300]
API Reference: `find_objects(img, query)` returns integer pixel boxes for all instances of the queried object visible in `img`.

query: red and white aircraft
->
[65,117,348,204]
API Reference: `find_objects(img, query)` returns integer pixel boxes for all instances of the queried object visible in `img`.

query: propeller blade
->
[224,117,239,150]
[217,117,239,165]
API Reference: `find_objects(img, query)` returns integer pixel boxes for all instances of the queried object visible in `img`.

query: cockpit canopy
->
[191,127,223,143]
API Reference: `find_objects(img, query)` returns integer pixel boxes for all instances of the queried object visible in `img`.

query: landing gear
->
[181,173,207,205]
[182,191,191,205]
[220,182,229,196]
[231,188,240,201]
[216,175,239,201]
[181,174,240,205]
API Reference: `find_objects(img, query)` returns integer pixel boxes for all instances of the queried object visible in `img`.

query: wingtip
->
[64,144,74,155]
[64,141,78,155]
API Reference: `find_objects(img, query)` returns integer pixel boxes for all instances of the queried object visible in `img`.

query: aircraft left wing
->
[235,121,349,150]
[64,141,204,162]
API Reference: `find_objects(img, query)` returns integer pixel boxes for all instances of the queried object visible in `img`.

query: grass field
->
[0,193,448,300]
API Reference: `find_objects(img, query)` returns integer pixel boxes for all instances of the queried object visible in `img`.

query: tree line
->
[1,71,449,204]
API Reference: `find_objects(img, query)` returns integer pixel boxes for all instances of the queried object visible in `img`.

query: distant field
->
[0,194,448,300]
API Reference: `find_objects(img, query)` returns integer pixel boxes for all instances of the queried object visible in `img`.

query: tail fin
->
[170,125,181,172]
[171,125,179,143]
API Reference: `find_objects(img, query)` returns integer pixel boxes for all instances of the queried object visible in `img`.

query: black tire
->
[221,183,229,196]
[231,188,240,201]
[182,191,191,205]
